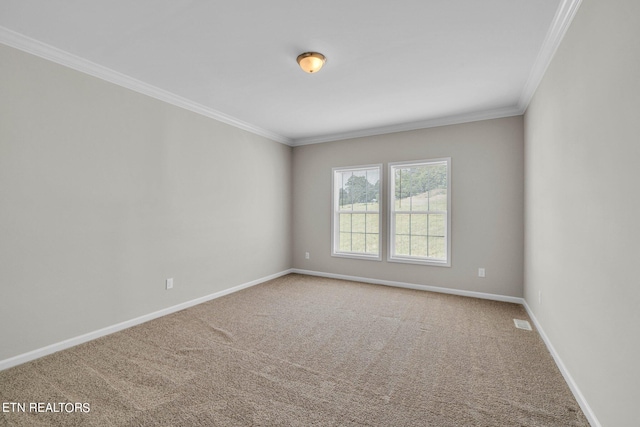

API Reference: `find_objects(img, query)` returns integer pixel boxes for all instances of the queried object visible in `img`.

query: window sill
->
[387,256,450,267]
[331,252,382,261]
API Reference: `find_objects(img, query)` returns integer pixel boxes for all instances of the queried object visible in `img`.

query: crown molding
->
[291,105,523,146]
[2,0,582,150]
[517,0,583,112]
[0,26,293,146]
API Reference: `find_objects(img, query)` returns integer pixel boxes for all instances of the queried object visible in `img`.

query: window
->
[389,158,450,266]
[332,165,382,260]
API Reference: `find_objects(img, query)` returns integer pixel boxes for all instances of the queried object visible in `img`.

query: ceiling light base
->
[297,52,326,73]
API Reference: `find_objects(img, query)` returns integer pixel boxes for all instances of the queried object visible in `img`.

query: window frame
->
[331,164,383,261]
[388,158,451,267]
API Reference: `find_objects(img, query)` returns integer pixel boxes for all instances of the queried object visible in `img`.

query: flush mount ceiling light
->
[296,52,326,73]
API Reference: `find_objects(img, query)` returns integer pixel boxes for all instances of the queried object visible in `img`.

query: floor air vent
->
[513,319,532,331]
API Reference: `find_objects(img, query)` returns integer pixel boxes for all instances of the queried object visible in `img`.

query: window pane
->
[395,214,410,235]
[428,236,446,259]
[430,163,448,191]
[411,235,428,257]
[366,233,379,254]
[339,232,351,252]
[365,169,380,212]
[366,168,379,186]
[366,213,379,233]
[410,214,428,236]
[339,214,352,232]
[395,235,410,256]
[407,167,418,210]
[339,201,353,211]
[352,233,366,252]
[429,189,447,211]
[395,168,410,209]
[410,193,428,211]
[338,172,352,210]
[348,171,366,209]
[352,214,366,233]
[428,214,445,236]
[394,198,403,211]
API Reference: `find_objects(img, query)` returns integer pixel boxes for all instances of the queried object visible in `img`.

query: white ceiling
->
[0,0,580,145]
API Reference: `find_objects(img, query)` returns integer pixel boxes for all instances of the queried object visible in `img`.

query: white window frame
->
[388,158,451,267]
[331,164,382,261]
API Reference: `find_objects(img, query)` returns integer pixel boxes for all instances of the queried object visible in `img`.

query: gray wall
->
[524,0,640,425]
[292,117,524,297]
[0,44,292,361]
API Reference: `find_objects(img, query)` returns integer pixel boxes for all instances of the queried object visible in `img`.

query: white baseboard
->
[0,269,293,372]
[522,301,601,427]
[291,268,524,304]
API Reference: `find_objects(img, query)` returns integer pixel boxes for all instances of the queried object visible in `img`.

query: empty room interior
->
[0,1,638,426]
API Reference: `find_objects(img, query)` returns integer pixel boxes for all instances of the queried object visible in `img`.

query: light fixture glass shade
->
[297,52,326,73]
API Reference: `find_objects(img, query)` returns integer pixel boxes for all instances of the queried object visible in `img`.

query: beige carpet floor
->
[0,274,589,426]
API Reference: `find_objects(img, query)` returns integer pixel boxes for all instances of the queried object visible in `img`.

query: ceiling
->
[0,0,579,145]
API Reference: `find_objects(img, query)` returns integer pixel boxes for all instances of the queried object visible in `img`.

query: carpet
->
[0,274,589,426]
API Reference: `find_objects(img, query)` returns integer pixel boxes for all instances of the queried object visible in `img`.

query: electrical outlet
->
[166,278,173,290]
[305,252,310,260]
[478,268,485,278]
